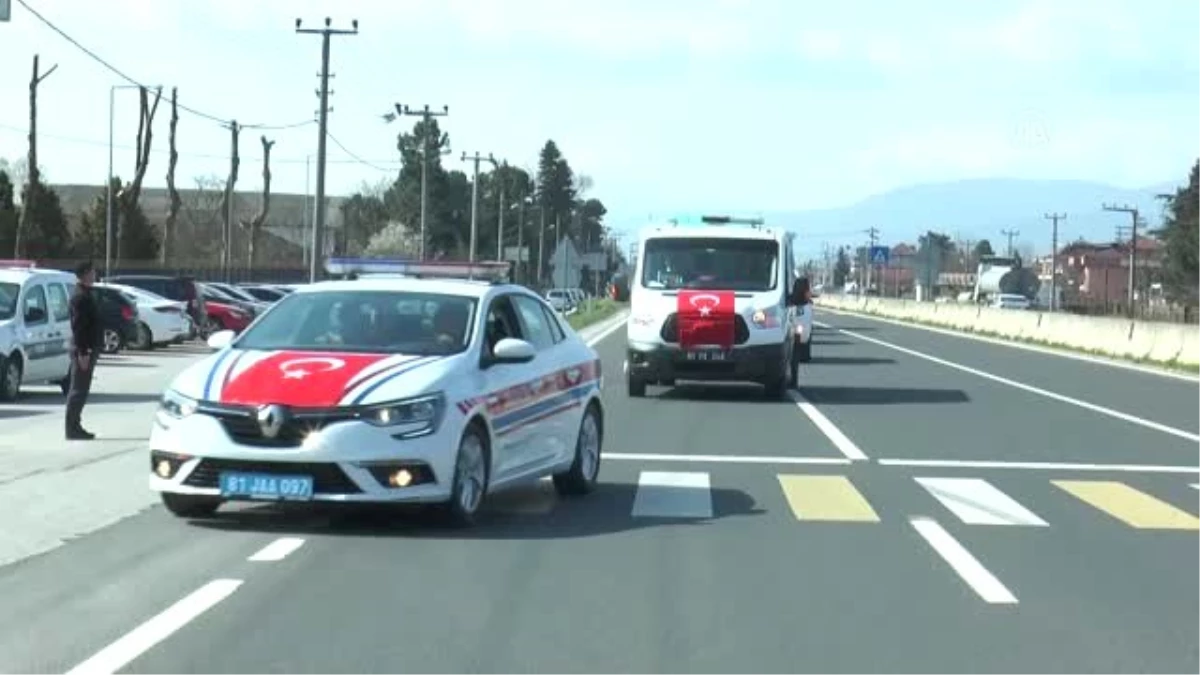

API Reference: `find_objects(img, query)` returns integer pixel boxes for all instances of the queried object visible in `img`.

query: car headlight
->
[751,306,782,329]
[361,392,445,439]
[156,389,198,427]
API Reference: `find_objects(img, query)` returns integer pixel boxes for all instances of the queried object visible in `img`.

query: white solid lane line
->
[247,537,306,562]
[910,517,1018,605]
[66,578,243,675]
[788,390,869,461]
[879,458,1200,474]
[607,452,852,465]
[631,471,713,518]
[820,322,1200,443]
[915,477,1048,527]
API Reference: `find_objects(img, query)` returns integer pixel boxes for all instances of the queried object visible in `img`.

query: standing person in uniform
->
[66,261,101,440]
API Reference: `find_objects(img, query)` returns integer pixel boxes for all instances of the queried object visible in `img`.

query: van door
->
[44,281,73,380]
[18,282,55,382]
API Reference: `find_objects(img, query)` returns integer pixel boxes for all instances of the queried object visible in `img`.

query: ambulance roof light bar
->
[666,214,765,228]
[0,259,38,270]
[324,257,511,282]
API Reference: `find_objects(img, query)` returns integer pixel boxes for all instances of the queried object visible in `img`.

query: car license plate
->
[219,472,314,501]
[686,350,728,362]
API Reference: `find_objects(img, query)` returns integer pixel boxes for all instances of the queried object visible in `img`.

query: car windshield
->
[641,237,779,291]
[0,282,18,321]
[234,290,478,355]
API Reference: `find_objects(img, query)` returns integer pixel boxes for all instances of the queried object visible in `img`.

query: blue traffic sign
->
[869,245,890,265]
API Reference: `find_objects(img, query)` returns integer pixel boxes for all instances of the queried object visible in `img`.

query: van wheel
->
[0,355,22,402]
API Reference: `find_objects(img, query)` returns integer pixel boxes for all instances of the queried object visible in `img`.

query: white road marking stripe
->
[788,390,869,461]
[584,314,628,347]
[1191,484,1199,490]
[822,322,1200,442]
[631,471,713,518]
[65,579,243,675]
[915,477,1048,526]
[879,458,1200,474]
[607,452,852,465]
[910,517,1017,605]
[247,537,306,562]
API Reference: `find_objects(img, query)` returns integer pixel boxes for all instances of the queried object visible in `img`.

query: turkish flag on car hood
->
[676,290,736,350]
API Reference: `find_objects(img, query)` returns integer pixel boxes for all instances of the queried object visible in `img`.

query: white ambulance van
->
[624,215,807,398]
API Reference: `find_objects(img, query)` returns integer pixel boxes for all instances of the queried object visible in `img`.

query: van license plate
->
[686,350,728,362]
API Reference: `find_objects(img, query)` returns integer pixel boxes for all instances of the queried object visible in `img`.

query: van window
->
[641,237,779,292]
[0,282,18,321]
[47,283,70,322]
[22,284,48,325]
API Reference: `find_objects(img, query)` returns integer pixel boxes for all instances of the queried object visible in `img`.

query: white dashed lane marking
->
[247,537,306,562]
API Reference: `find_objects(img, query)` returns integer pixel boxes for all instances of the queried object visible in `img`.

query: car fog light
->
[389,469,413,487]
[155,460,173,478]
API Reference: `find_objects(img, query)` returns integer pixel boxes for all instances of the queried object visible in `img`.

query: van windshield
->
[0,283,17,321]
[641,237,779,292]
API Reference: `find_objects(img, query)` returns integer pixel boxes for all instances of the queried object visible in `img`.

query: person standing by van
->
[66,261,100,440]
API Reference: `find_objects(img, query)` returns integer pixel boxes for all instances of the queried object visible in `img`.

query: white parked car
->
[149,265,606,527]
[545,289,573,312]
[98,283,191,349]
[0,261,76,400]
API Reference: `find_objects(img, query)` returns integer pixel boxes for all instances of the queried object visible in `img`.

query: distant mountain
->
[761,178,1176,258]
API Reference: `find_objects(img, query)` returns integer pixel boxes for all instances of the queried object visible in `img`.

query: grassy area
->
[566,298,624,331]
[820,305,1200,375]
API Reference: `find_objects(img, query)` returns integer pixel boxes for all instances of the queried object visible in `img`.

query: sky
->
[0,0,1197,241]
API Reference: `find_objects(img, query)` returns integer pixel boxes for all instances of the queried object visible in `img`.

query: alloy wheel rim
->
[456,435,486,514]
[579,412,600,481]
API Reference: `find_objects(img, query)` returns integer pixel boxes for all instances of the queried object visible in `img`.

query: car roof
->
[297,277,535,300]
[638,224,783,241]
[0,268,76,284]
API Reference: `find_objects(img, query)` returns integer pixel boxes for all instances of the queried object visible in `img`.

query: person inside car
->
[431,302,470,351]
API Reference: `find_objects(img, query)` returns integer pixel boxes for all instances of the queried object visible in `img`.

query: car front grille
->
[182,458,362,494]
[201,406,358,448]
[660,313,750,345]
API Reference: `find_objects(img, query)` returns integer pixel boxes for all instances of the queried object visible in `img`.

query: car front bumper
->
[148,411,458,504]
[626,340,788,384]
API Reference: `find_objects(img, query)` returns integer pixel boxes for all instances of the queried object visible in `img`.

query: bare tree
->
[162,87,181,265]
[116,85,163,262]
[240,135,275,269]
[14,54,57,257]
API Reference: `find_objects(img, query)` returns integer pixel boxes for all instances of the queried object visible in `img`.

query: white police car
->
[149,260,605,526]
[625,216,807,397]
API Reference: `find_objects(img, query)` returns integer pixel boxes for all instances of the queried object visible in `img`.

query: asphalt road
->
[0,310,1196,674]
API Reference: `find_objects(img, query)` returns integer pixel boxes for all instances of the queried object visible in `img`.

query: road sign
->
[869,245,890,265]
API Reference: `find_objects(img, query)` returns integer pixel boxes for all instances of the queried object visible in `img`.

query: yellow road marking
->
[778,475,880,522]
[1053,480,1199,530]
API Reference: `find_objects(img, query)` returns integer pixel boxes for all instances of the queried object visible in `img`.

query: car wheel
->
[627,376,646,397]
[553,402,602,496]
[161,493,221,519]
[101,328,123,354]
[0,355,22,402]
[440,423,490,527]
[132,322,154,350]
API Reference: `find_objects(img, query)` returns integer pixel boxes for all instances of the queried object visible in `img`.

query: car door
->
[44,282,73,379]
[18,282,53,382]
[510,293,568,466]
[478,294,540,480]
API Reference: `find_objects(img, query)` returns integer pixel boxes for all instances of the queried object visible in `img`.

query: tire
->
[763,375,787,399]
[101,328,123,354]
[0,355,22,402]
[439,423,490,527]
[131,322,154,350]
[554,403,602,496]
[627,376,646,397]
[161,493,221,518]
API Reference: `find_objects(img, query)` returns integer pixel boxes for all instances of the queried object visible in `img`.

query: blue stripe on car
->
[349,356,444,405]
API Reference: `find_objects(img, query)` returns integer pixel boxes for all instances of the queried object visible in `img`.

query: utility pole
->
[864,227,879,291]
[461,152,493,263]
[482,156,507,261]
[296,17,358,282]
[1043,213,1066,311]
[393,103,448,261]
[1103,203,1139,317]
[1001,229,1019,257]
[15,54,58,257]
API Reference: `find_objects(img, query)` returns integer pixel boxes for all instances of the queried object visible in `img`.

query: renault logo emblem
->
[256,404,288,438]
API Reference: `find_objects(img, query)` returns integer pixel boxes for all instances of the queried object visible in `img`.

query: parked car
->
[198,283,267,318]
[204,300,253,334]
[206,282,272,310]
[98,282,191,349]
[236,284,288,303]
[105,274,207,334]
[90,285,140,354]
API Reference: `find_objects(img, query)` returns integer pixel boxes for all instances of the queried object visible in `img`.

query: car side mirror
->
[487,337,536,366]
[206,329,236,350]
[24,306,46,323]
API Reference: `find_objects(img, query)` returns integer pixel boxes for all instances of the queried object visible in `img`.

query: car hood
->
[172,348,453,408]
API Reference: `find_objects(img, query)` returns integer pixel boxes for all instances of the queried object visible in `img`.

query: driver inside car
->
[431,302,470,350]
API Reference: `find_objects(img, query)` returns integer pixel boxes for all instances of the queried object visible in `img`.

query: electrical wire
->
[326,131,396,172]
[14,0,317,131]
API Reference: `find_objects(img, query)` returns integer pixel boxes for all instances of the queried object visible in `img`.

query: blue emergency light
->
[324,257,511,281]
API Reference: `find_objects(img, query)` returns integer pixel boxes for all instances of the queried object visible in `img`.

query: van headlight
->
[751,306,781,329]
[157,389,198,427]
[361,392,445,439]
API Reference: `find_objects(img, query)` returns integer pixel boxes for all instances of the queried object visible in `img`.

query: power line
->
[14,0,316,131]
[325,131,392,172]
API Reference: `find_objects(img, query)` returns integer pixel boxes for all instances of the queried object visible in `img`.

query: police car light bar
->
[0,259,38,269]
[667,215,765,227]
[324,257,511,281]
